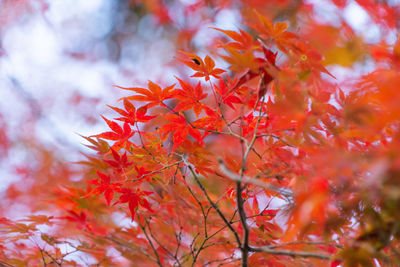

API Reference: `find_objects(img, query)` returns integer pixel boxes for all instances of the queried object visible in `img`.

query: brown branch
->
[137,214,163,267]
[187,165,242,249]
[44,250,61,266]
[127,160,183,182]
[39,248,47,266]
[135,123,159,162]
[186,184,208,238]
[237,93,268,267]
[145,218,183,267]
[266,241,344,249]
[174,227,183,259]
[256,133,294,147]
[218,158,293,197]
[104,236,155,261]
[0,261,15,267]
[203,257,240,267]
[249,246,332,260]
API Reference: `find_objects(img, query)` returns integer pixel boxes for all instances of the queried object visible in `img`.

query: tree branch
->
[145,218,183,267]
[137,214,163,267]
[249,246,332,260]
[128,160,183,182]
[187,165,242,249]
[218,158,293,197]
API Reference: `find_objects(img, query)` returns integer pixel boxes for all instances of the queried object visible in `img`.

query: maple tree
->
[1,0,400,266]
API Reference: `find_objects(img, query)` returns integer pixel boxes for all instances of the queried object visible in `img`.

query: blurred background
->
[0,0,399,218]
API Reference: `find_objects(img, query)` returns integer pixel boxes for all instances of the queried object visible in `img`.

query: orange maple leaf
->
[177,51,225,81]
[116,81,176,108]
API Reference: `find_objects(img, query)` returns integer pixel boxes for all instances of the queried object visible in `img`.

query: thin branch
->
[39,248,47,266]
[187,165,242,249]
[256,133,294,147]
[104,236,155,261]
[127,160,183,182]
[185,184,208,237]
[202,254,238,267]
[177,233,200,266]
[137,214,163,267]
[44,250,61,266]
[266,241,344,249]
[135,123,159,162]
[0,261,15,267]
[174,227,183,259]
[218,158,293,197]
[249,246,332,260]
[237,92,267,267]
[145,218,183,267]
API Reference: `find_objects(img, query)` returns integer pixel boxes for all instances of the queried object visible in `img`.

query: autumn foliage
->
[1,1,400,266]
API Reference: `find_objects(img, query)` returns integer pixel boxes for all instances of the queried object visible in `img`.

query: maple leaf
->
[116,81,176,108]
[214,78,242,109]
[220,47,259,73]
[160,113,203,151]
[62,210,107,236]
[115,188,154,221]
[79,135,110,155]
[134,166,152,181]
[86,171,122,206]
[91,116,134,150]
[108,99,156,125]
[174,77,207,117]
[103,148,133,170]
[212,27,260,51]
[241,113,267,137]
[248,11,297,52]
[63,210,88,226]
[0,220,37,234]
[177,51,225,81]
[20,215,54,226]
[193,107,224,132]
[298,49,335,79]
[227,46,279,98]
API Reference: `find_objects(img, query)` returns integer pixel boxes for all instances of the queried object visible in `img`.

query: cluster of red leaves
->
[2,2,400,266]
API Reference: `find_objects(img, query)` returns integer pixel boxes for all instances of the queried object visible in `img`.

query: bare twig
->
[137,214,163,267]
[0,261,15,267]
[127,160,183,182]
[249,246,332,260]
[104,236,155,261]
[44,250,61,266]
[39,248,47,266]
[174,227,183,259]
[256,133,294,147]
[266,241,344,249]
[186,165,242,249]
[186,184,208,237]
[145,218,183,267]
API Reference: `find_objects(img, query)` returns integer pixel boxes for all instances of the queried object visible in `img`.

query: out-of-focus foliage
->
[1,0,400,266]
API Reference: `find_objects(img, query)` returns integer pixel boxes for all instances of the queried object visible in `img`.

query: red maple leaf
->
[193,107,224,132]
[86,171,122,206]
[115,188,153,221]
[103,148,133,171]
[174,77,207,117]
[91,116,134,150]
[108,99,156,125]
[134,166,152,181]
[214,78,242,109]
[160,113,203,151]
[63,210,107,235]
